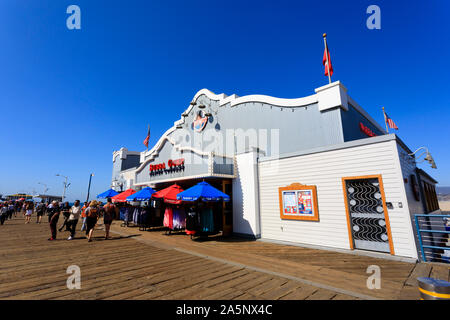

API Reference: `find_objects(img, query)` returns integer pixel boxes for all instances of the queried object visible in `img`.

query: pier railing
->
[414,214,450,264]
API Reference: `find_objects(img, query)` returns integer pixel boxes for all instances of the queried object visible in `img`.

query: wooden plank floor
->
[109,223,450,300]
[0,216,359,300]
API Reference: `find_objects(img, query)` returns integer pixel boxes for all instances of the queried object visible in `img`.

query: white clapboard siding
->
[258,139,418,259]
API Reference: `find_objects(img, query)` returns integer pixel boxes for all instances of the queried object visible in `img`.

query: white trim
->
[226,94,317,108]
[134,173,236,186]
[112,147,141,162]
[137,138,233,174]
[391,140,419,259]
[140,83,385,173]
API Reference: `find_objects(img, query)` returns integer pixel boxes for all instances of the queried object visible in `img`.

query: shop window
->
[423,181,439,213]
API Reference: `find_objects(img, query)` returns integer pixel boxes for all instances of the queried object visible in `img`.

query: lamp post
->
[38,182,49,194]
[86,173,94,202]
[56,174,70,202]
[409,147,437,169]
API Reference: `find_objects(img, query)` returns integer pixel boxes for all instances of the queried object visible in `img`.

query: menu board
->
[279,184,319,221]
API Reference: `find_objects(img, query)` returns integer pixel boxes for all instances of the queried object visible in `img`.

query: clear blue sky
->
[1,0,449,202]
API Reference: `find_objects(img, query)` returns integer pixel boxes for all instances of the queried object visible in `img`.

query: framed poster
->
[279,183,319,221]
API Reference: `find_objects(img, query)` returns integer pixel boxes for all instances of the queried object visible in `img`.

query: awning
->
[111,189,136,203]
[177,181,230,202]
[152,184,184,204]
[97,189,120,199]
[126,187,155,201]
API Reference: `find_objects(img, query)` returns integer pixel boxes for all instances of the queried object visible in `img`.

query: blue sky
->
[0,0,449,201]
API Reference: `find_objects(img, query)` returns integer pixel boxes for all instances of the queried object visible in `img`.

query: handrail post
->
[415,215,427,262]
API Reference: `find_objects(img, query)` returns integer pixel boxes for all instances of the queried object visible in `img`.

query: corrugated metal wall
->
[258,139,418,259]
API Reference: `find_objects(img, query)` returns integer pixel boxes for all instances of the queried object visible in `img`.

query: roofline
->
[416,168,438,184]
[140,82,386,164]
[259,134,401,162]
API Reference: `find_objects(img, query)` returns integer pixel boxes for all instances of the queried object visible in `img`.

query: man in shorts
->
[35,200,46,224]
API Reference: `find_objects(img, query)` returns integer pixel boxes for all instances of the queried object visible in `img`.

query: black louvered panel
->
[345,178,390,253]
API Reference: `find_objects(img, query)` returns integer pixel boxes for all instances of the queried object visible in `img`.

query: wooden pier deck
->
[0,216,448,300]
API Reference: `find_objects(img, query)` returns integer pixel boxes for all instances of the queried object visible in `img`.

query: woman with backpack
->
[84,200,99,242]
[102,198,118,240]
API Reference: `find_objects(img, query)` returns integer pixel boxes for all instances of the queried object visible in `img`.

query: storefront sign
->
[279,183,319,221]
[359,122,377,137]
[193,111,208,132]
[149,158,185,176]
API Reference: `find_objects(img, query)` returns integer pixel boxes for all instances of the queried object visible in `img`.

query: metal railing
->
[414,214,450,263]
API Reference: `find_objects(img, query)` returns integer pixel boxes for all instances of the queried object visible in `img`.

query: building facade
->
[111,81,440,260]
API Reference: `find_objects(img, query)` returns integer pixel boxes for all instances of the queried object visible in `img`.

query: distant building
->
[33,194,63,203]
[5,193,34,201]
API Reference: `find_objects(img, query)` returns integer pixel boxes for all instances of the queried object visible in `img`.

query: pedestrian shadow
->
[91,234,142,241]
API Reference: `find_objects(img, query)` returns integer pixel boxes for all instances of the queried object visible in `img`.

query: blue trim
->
[419,229,450,234]
[415,215,426,262]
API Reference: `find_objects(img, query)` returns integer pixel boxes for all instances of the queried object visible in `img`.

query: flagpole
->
[382,107,389,134]
[323,33,331,84]
[147,124,150,151]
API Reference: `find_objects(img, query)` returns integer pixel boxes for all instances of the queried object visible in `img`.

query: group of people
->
[0,201,18,225]
[0,198,119,242]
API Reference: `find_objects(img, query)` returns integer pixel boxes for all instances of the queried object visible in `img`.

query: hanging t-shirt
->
[172,207,186,229]
[200,207,214,233]
[163,207,173,229]
[185,208,199,235]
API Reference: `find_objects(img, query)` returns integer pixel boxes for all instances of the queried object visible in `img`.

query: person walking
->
[84,200,100,242]
[102,198,118,240]
[35,200,46,224]
[14,201,20,217]
[47,201,61,240]
[21,202,26,217]
[80,201,88,231]
[58,202,71,232]
[0,204,8,225]
[24,201,34,224]
[7,202,14,220]
[67,200,81,240]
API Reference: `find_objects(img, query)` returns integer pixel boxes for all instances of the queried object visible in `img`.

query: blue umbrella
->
[97,188,119,199]
[126,187,156,201]
[176,181,230,202]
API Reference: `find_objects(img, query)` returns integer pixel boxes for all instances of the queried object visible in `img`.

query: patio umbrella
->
[152,184,184,204]
[176,181,230,202]
[126,187,155,201]
[111,189,136,203]
[96,188,119,199]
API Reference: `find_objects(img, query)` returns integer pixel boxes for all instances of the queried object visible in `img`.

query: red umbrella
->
[111,189,136,203]
[152,184,184,204]
[17,198,25,201]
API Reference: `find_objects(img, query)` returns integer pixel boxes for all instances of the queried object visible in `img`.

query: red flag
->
[323,46,333,77]
[143,126,150,148]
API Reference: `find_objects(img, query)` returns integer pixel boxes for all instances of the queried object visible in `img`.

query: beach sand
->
[439,201,450,213]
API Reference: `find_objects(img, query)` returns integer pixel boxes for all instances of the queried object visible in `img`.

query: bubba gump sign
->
[149,158,185,175]
[359,122,377,137]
